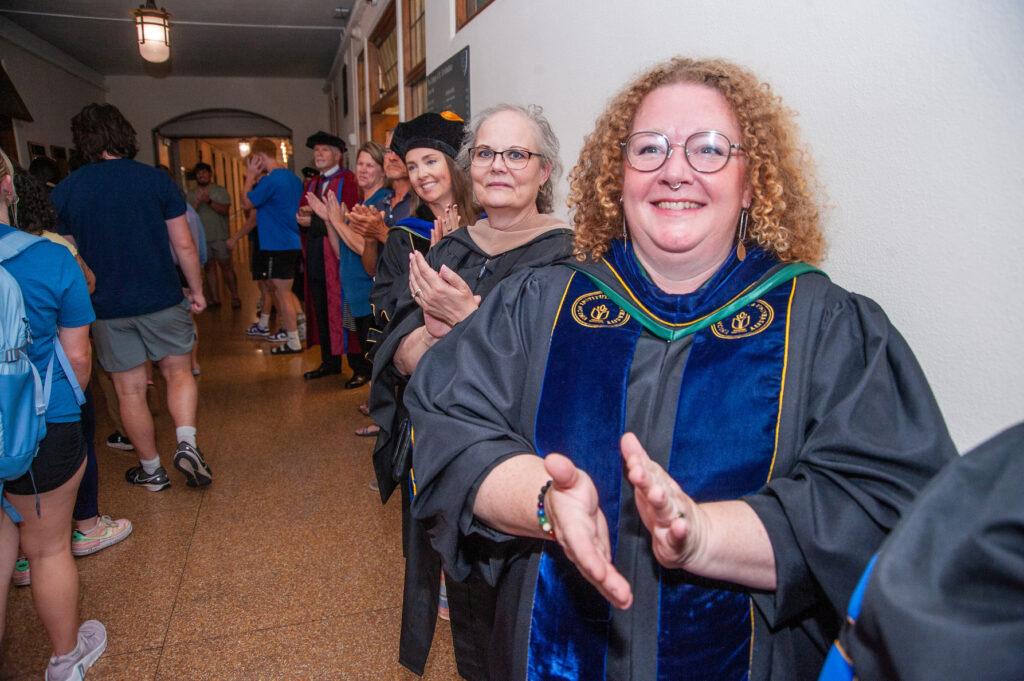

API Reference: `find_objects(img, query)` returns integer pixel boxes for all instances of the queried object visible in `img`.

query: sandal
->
[270,344,302,355]
[355,423,380,437]
[357,403,371,417]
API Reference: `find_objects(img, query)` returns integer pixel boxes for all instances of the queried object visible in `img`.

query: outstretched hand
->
[544,453,634,609]
[621,433,704,571]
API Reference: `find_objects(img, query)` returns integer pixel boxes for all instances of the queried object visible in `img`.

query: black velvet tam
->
[305,130,346,152]
[391,111,465,161]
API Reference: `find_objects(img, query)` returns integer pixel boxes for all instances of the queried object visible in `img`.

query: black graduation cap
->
[305,130,346,153]
[391,111,465,161]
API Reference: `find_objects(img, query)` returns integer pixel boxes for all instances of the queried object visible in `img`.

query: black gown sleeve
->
[845,421,1024,681]
[744,276,958,628]
[405,268,564,580]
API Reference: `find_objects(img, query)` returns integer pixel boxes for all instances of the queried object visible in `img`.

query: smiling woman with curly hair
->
[570,57,825,265]
[403,57,954,681]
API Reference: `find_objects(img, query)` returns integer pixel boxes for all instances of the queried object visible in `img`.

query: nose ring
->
[669,182,682,190]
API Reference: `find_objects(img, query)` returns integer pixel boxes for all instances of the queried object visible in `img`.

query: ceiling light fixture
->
[238,139,251,157]
[131,1,171,63]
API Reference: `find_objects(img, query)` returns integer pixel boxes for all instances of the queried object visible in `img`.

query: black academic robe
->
[369,202,429,332]
[404,247,956,681]
[368,222,575,678]
[840,421,1024,681]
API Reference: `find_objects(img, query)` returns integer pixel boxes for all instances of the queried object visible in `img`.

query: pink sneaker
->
[12,557,29,586]
[71,516,133,557]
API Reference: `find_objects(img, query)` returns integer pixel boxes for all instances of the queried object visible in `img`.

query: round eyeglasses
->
[469,147,543,171]
[621,130,744,174]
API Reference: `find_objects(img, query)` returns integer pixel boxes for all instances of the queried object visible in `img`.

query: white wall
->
[0,36,107,164]
[370,0,1022,451]
[105,75,330,168]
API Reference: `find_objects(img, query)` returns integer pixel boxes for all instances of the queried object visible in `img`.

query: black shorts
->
[251,249,269,281]
[265,249,301,280]
[4,421,86,495]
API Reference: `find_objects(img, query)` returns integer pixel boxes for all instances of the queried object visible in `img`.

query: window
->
[369,3,400,143]
[371,4,399,102]
[403,0,426,118]
[456,0,494,30]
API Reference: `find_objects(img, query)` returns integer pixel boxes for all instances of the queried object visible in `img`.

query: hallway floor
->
[1,293,458,680]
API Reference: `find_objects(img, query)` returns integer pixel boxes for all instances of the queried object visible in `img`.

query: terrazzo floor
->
[0,284,459,680]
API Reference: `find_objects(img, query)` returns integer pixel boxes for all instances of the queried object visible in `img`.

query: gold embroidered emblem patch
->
[710,299,774,339]
[571,292,630,328]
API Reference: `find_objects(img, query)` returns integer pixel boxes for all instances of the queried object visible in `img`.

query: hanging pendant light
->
[131,1,171,63]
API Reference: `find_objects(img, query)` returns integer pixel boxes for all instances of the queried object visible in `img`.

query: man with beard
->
[296,131,357,379]
[187,162,240,308]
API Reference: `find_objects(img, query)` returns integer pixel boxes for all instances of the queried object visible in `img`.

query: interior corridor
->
[1,286,458,680]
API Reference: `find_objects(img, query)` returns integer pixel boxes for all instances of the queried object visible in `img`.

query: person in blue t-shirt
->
[0,147,108,680]
[51,103,212,493]
[239,138,304,354]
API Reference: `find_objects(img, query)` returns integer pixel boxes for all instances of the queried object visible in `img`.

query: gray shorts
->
[206,239,231,261]
[92,299,196,372]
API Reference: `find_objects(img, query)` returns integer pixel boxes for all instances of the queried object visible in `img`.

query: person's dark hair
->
[28,156,61,186]
[71,103,138,162]
[193,162,212,174]
[68,150,86,173]
[12,167,57,235]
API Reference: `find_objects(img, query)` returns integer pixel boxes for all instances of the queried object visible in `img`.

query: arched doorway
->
[152,109,296,268]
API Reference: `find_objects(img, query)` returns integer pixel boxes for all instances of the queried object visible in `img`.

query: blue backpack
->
[0,230,84,521]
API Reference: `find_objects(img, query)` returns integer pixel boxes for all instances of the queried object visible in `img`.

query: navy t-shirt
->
[247,168,302,251]
[0,226,95,422]
[51,158,186,319]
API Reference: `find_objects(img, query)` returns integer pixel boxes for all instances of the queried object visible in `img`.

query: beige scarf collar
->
[465,213,570,256]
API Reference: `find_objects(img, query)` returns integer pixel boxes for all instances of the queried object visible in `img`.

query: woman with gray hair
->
[368,104,574,680]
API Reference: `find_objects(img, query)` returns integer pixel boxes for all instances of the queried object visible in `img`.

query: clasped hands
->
[543,433,705,610]
[408,251,481,339]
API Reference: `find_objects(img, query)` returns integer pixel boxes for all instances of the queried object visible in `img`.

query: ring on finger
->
[413,288,423,299]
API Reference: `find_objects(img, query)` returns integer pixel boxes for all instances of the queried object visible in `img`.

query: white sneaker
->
[45,620,107,681]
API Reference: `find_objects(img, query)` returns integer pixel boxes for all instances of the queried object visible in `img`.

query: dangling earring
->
[619,197,628,241]
[736,207,749,261]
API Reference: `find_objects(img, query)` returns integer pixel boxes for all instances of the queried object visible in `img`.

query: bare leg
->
[204,260,220,303]
[158,352,198,430]
[258,280,274,317]
[271,278,297,332]
[6,459,86,656]
[111,364,158,460]
[94,361,125,433]
[219,259,240,300]
[0,510,20,641]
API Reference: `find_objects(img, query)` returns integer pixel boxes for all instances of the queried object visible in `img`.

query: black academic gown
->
[405,244,956,681]
[838,421,1024,681]
[369,222,575,679]
[369,201,427,333]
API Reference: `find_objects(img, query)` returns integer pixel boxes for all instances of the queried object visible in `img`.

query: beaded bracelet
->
[537,479,555,539]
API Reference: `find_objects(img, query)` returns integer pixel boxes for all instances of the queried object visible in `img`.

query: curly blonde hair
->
[568,57,825,264]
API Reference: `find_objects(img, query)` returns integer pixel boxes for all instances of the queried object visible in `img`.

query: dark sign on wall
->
[427,46,470,120]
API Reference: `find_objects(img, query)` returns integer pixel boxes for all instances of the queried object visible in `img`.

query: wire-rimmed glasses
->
[621,130,743,174]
